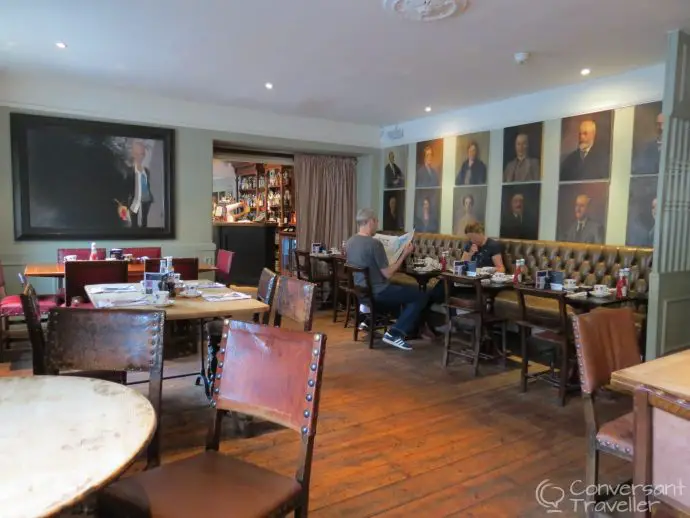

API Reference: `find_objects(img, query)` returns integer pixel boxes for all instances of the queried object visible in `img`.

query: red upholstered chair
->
[64,260,128,307]
[215,249,234,285]
[97,320,327,517]
[0,264,57,356]
[145,258,199,281]
[121,247,162,259]
[57,248,106,262]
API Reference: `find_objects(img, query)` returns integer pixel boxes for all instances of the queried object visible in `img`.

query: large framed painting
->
[11,113,175,240]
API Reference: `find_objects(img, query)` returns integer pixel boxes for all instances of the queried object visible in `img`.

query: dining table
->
[0,375,156,518]
[24,262,217,282]
[611,348,690,398]
[84,281,270,397]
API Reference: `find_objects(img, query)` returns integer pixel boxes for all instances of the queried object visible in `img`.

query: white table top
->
[84,282,269,321]
[0,376,156,518]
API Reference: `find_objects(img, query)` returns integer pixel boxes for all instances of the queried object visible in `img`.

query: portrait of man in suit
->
[500,183,540,240]
[455,132,490,185]
[384,147,406,189]
[562,194,605,243]
[560,111,613,182]
[383,190,405,231]
[503,122,542,184]
[626,176,658,247]
[416,139,443,188]
[632,102,664,176]
[116,139,156,228]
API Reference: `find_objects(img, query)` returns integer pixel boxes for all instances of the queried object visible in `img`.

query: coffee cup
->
[64,255,77,262]
[594,284,608,296]
[154,291,169,305]
[564,279,577,290]
[184,286,199,297]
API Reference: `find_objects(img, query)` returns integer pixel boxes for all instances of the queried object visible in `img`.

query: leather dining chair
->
[97,320,327,518]
[273,275,317,332]
[571,307,641,516]
[120,247,162,259]
[64,260,128,307]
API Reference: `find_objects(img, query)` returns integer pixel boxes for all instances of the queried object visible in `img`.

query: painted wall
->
[376,64,665,245]
[0,75,380,295]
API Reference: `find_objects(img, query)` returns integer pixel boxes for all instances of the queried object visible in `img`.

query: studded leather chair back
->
[145,257,199,281]
[216,249,235,285]
[273,276,316,331]
[45,308,165,467]
[294,250,313,282]
[572,307,641,395]
[64,260,128,305]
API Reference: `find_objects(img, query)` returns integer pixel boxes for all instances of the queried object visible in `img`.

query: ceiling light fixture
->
[383,0,469,22]
[55,41,67,49]
[581,68,591,76]
[425,106,432,113]
[265,82,274,90]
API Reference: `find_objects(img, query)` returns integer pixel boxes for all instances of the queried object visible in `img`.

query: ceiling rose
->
[383,0,469,22]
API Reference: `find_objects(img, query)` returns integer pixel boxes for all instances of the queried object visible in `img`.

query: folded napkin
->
[90,285,139,294]
[566,291,587,300]
[95,297,149,308]
[202,292,252,302]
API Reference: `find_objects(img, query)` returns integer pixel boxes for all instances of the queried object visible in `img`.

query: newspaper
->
[373,231,414,264]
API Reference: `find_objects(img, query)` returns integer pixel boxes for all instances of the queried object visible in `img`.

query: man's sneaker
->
[358,321,369,331]
[382,332,413,351]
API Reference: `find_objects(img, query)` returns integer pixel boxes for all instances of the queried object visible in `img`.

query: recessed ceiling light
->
[425,106,432,113]
[580,68,591,76]
[265,82,273,90]
[55,41,67,49]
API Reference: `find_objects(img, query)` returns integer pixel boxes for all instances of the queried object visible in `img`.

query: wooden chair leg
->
[368,309,376,349]
[353,304,360,342]
[442,308,451,367]
[500,321,507,369]
[471,316,482,377]
[332,283,339,323]
[343,293,351,329]
[585,443,599,518]
[520,326,529,392]
[558,340,569,407]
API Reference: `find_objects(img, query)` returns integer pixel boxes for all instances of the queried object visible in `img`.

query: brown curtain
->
[294,154,357,251]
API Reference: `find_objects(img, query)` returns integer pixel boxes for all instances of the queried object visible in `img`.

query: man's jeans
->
[374,284,429,337]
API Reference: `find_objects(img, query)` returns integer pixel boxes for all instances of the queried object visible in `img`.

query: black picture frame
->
[11,113,175,240]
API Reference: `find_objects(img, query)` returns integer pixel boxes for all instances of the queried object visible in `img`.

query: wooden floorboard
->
[3,311,633,517]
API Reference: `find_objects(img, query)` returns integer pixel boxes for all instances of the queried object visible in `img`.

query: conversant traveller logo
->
[535,478,686,514]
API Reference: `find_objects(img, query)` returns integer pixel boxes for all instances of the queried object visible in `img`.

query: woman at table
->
[427,222,505,309]
[460,222,505,273]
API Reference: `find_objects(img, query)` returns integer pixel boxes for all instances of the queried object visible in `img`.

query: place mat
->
[202,292,252,302]
[95,297,150,308]
[89,285,139,294]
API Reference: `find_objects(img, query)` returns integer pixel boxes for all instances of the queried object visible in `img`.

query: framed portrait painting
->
[415,139,443,188]
[556,182,609,244]
[631,101,663,176]
[383,145,407,190]
[503,122,543,183]
[559,110,613,182]
[11,113,175,240]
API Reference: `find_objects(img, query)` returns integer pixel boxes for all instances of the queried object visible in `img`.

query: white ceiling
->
[1,0,689,126]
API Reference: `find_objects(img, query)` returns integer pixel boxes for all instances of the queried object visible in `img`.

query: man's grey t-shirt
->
[345,234,390,295]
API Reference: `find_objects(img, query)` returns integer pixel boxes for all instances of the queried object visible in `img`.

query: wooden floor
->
[3,311,633,517]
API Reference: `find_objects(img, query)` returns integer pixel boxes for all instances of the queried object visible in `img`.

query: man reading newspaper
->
[345,208,428,351]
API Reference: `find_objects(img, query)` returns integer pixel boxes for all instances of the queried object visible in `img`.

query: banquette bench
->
[393,232,652,323]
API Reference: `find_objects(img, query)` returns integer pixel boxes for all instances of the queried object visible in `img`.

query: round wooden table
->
[0,376,157,518]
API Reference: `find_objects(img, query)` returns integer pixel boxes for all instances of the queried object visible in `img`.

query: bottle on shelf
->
[89,242,98,261]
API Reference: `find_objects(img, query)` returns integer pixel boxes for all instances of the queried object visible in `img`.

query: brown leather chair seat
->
[390,272,419,287]
[596,412,634,457]
[99,451,302,518]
